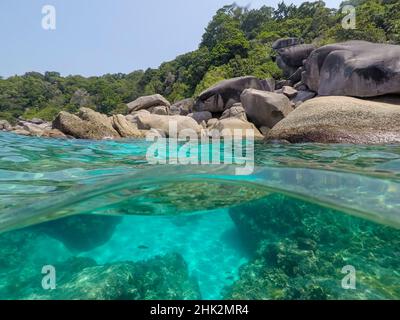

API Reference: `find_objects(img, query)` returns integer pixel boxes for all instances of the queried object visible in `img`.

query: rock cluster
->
[3,40,400,144]
[0,118,67,138]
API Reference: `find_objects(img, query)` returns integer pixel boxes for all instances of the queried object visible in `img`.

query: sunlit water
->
[0,131,399,300]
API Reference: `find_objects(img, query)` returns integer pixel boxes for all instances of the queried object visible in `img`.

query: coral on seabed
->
[0,229,201,300]
[225,194,400,300]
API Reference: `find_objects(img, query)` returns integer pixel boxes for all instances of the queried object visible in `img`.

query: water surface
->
[0,132,399,299]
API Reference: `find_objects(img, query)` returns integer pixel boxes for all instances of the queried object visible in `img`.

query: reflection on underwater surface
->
[0,132,399,300]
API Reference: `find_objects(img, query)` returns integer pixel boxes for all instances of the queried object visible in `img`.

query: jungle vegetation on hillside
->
[1,0,399,123]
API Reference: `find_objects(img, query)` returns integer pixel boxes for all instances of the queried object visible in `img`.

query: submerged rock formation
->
[47,253,201,300]
[0,227,201,300]
[226,194,400,300]
[267,96,400,144]
[38,214,122,252]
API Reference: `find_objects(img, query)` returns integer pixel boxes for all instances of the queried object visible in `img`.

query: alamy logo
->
[341,265,356,290]
[342,5,356,30]
[42,5,56,30]
[41,265,56,290]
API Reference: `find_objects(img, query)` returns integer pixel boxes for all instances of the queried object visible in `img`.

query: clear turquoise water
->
[0,131,399,300]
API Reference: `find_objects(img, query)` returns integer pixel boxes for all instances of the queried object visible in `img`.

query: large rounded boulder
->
[241,89,293,129]
[53,108,120,140]
[303,41,400,97]
[267,96,400,144]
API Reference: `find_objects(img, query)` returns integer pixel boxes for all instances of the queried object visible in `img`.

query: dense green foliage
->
[1,0,400,122]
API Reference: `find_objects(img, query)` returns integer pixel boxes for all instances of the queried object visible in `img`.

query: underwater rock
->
[226,194,400,300]
[13,253,201,300]
[0,229,200,300]
[50,253,201,300]
[37,214,122,252]
[303,41,400,97]
[267,96,400,144]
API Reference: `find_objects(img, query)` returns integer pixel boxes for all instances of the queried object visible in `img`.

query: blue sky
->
[0,0,342,78]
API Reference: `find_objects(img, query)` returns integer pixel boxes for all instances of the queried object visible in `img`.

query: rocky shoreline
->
[2,39,400,144]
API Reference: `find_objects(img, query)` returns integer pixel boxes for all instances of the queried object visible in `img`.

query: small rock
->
[292,90,316,104]
[294,82,308,91]
[12,129,31,136]
[259,126,271,136]
[111,114,143,138]
[149,106,169,115]
[42,128,68,138]
[220,103,247,122]
[0,120,12,131]
[170,98,194,116]
[207,118,219,128]
[275,80,286,90]
[282,86,298,99]
[30,118,45,125]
